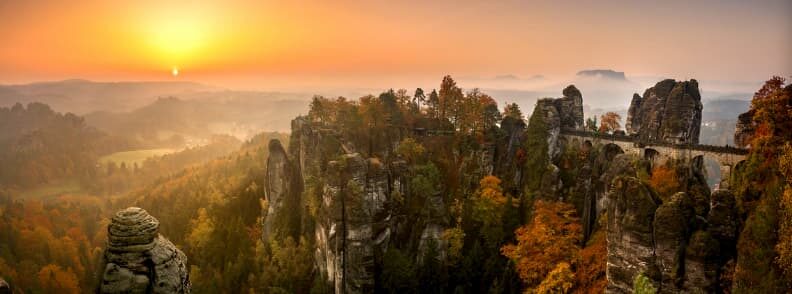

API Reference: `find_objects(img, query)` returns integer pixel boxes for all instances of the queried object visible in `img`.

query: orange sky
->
[1,0,790,88]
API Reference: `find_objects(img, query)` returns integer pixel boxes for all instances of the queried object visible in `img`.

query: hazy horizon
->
[2,0,790,91]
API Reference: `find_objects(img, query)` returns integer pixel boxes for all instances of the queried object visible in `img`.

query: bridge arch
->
[602,143,624,161]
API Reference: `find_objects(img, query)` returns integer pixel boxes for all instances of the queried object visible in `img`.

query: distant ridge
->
[0,79,218,114]
[576,69,627,81]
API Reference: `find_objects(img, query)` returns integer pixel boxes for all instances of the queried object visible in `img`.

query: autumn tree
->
[501,200,582,292]
[471,176,509,226]
[427,89,440,119]
[395,138,426,163]
[574,230,607,294]
[38,264,80,294]
[777,143,792,281]
[730,77,791,292]
[598,112,621,133]
[503,103,524,120]
[309,95,335,123]
[649,165,682,200]
[439,75,464,126]
[744,76,792,160]
[535,262,574,294]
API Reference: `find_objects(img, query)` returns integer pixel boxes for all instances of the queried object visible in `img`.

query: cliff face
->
[606,176,659,293]
[98,207,191,294]
[262,139,302,240]
[734,110,755,148]
[264,117,421,293]
[626,79,703,144]
[259,81,739,293]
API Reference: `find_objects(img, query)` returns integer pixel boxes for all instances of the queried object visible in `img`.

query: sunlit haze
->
[1,0,790,91]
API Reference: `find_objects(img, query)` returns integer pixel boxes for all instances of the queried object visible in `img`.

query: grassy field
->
[19,179,84,201]
[99,148,176,167]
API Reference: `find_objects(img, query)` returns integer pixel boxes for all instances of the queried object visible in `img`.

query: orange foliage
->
[37,264,80,294]
[573,230,607,294]
[598,112,621,133]
[748,76,792,160]
[501,200,582,288]
[478,175,507,204]
[650,165,681,198]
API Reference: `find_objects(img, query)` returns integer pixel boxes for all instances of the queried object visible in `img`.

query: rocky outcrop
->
[539,164,562,200]
[625,93,642,134]
[535,85,585,159]
[653,192,695,293]
[98,207,190,294]
[606,176,659,293]
[561,85,585,130]
[494,116,527,194]
[734,110,755,148]
[263,139,302,240]
[536,98,562,160]
[626,79,703,144]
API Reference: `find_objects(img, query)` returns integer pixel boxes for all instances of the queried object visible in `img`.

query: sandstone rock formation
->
[272,118,406,294]
[707,189,738,256]
[653,192,695,293]
[606,176,659,293]
[734,110,755,148]
[626,79,703,144]
[625,93,642,133]
[263,139,302,240]
[535,85,585,159]
[98,207,190,294]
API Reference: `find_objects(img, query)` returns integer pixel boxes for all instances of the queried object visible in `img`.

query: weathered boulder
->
[99,207,190,294]
[653,192,695,293]
[606,176,659,293]
[626,79,702,144]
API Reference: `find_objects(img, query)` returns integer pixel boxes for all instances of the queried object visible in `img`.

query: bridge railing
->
[560,128,749,155]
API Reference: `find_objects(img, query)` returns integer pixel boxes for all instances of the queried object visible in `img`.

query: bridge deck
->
[560,128,749,155]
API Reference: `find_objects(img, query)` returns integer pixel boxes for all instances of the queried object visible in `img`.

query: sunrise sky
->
[1,0,790,89]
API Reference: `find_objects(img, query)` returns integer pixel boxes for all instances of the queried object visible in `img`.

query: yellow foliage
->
[776,186,792,280]
[442,227,465,264]
[534,262,575,294]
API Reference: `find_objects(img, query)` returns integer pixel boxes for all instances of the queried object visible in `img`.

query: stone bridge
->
[559,129,749,189]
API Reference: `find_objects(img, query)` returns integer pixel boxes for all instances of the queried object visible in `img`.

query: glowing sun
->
[172,67,179,77]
